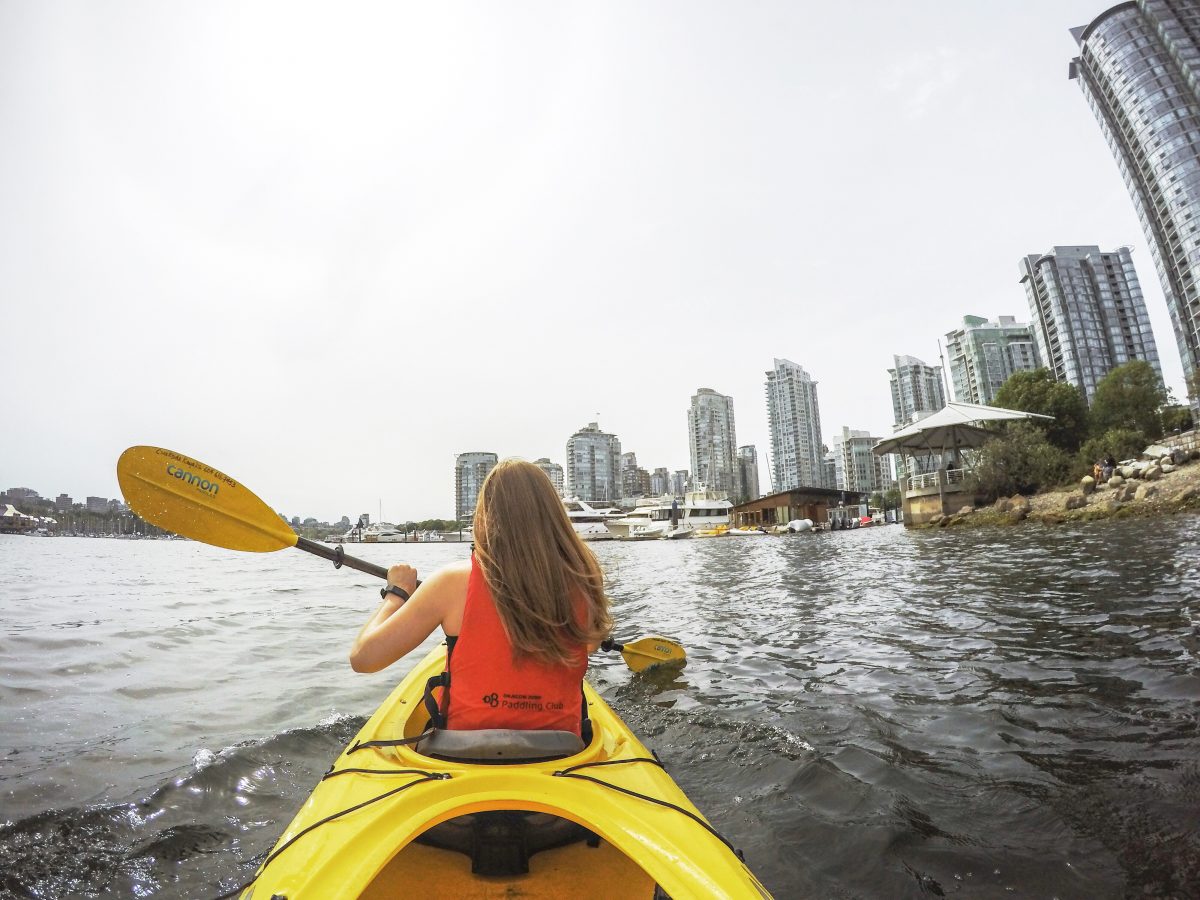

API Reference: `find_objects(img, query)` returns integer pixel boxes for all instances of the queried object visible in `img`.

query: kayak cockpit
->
[363,809,660,899]
[416,728,586,764]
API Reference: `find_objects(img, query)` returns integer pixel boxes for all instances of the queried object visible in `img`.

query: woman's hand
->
[387,563,419,597]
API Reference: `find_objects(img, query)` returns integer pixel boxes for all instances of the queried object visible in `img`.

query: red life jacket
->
[443,557,588,735]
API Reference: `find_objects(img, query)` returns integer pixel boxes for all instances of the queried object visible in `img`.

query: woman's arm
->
[349,563,461,673]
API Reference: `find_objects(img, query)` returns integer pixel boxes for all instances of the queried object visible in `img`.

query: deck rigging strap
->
[214,769,449,900]
[552,758,739,856]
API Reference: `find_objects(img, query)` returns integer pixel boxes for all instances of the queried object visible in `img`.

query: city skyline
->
[3,1,1193,521]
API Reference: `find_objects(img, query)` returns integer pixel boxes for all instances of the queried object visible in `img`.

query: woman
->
[349,459,612,736]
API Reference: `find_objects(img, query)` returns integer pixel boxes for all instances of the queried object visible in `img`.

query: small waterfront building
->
[0,504,37,534]
[732,487,869,529]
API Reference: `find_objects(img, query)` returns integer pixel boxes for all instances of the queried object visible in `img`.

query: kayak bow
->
[238,645,770,899]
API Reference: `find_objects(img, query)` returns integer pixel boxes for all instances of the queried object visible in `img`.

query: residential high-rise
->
[687,388,738,496]
[944,316,1041,405]
[671,470,689,495]
[620,452,651,499]
[1020,245,1162,404]
[765,358,824,491]
[532,458,564,497]
[650,467,670,495]
[565,422,621,503]
[889,354,946,427]
[1071,3,1200,414]
[454,451,497,521]
[831,427,897,494]
[736,445,760,503]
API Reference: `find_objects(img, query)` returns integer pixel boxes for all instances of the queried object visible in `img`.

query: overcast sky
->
[2,1,1186,521]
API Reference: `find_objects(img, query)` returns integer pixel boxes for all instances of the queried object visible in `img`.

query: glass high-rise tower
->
[455,452,497,522]
[1071,1,1200,412]
[765,359,824,492]
[687,388,738,497]
[1020,245,1161,404]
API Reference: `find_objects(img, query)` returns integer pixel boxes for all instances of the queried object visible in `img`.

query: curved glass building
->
[1070,1,1200,410]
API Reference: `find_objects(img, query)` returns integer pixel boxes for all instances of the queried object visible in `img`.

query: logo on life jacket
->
[482,692,499,707]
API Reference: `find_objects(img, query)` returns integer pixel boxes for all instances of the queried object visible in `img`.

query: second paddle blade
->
[117,446,298,552]
[620,636,687,672]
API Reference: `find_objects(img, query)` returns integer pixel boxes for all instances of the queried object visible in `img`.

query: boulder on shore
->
[1064,494,1088,511]
[1109,474,1125,488]
[1081,475,1096,495]
[1134,484,1157,502]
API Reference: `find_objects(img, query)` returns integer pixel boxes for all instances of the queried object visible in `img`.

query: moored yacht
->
[604,496,676,540]
[562,498,620,541]
[673,485,733,536]
[362,522,405,543]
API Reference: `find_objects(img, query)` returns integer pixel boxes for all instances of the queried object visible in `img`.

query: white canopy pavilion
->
[872,402,1053,524]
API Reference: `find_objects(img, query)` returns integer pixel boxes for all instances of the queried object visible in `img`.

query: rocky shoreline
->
[923,445,1200,528]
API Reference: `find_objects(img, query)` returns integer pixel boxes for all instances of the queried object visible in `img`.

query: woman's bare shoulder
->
[425,558,471,587]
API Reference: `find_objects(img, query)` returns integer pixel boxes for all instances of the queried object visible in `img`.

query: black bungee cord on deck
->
[552,757,745,859]
[212,766,450,900]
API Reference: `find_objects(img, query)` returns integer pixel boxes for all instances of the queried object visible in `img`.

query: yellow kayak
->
[238,644,771,899]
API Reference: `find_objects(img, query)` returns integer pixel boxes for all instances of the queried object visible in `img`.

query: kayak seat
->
[414,811,597,878]
[416,728,585,764]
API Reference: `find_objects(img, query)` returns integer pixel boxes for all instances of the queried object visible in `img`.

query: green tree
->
[1161,404,1194,434]
[992,368,1090,452]
[965,422,1073,500]
[1089,360,1167,440]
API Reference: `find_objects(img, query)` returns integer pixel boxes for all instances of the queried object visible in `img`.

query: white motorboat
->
[604,496,676,540]
[671,486,733,537]
[362,522,405,543]
[562,498,620,541]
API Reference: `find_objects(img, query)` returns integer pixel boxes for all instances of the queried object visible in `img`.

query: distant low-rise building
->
[86,496,109,513]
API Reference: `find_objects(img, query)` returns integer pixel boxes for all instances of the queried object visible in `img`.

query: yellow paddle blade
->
[116,446,298,553]
[619,636,687,672]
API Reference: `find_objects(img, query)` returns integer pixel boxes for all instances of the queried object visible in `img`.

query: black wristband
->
[380,584,410,603]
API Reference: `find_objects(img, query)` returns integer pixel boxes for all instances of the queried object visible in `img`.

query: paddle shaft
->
[296,537,389,580]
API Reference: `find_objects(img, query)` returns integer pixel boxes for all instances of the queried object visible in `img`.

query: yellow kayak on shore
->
[238,644,770,899]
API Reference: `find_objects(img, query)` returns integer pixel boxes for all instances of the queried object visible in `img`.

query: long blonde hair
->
[472,459,612,666]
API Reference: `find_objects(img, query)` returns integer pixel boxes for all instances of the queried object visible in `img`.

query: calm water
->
[2,523,1198,899]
